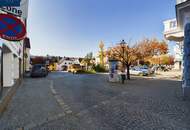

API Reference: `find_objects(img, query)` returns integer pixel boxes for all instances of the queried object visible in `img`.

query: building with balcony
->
[163,19,183,70]
[163,0,190,70]
[163,0,190,98]
[163,19,184,41]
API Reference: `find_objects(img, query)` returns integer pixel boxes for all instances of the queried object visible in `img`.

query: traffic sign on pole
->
[0,14,26,41]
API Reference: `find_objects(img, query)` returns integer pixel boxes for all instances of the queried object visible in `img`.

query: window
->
[170,21,177,28]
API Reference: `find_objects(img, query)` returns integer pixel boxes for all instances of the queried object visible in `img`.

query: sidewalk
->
[0,78,63,129]
[155,70,182,80]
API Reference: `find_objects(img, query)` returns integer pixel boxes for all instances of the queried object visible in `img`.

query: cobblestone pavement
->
[0,77,63,129]
[36,72,190,130]
[1,72,190,130]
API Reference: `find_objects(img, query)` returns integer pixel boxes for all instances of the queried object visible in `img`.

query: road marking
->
[93,105,98,108]
[65,110,72,114]
[59,102,65,106]
[49,80,73,115]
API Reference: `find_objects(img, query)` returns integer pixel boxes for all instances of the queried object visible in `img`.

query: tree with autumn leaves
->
[149,55,174,65]
[136,38,168,64]
[107,38,173,80]
[107,40,138,80]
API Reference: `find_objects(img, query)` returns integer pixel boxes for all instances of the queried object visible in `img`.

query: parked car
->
[31,64,48,77]
[129,67,149,76]
[68,64,82,73]
[140,66,152,74]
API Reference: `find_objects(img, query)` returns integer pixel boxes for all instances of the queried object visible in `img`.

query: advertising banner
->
[0,0,21,7]
[109,60,120,82]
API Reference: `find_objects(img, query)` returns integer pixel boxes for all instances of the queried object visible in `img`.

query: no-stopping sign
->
[0,13,26,41]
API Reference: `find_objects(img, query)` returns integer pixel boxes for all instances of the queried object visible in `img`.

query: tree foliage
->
[107,41,138,80]
[98,41,106,67]
[148,55,174,65]
[82,52,94,70]
[106,38,169,79]
[136,38,168,61]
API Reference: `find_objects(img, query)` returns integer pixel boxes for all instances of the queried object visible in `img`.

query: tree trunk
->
[126,64,130,80]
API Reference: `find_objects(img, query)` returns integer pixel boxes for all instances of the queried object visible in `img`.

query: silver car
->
[129,67,149,76]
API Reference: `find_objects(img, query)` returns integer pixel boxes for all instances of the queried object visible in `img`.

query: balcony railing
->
[163,19,178,32]
[163,19,184,41]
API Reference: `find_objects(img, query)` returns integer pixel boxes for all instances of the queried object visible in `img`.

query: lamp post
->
[120,40,127,84]
[120,40,127,72]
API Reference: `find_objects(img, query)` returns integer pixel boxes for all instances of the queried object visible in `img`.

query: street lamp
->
[119,40,128,83]
[120,40,127,71]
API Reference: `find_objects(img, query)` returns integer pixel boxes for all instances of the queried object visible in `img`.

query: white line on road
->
[49,80,73,115]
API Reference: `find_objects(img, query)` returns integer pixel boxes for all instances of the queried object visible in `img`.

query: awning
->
[3,40,23,58]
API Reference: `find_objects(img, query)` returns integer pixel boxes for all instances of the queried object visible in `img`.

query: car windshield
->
[33,65,42,70]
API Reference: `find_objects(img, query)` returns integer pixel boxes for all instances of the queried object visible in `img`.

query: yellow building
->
[48,63,57,71]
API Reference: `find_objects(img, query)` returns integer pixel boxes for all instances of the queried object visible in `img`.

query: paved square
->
[0,72,190,130]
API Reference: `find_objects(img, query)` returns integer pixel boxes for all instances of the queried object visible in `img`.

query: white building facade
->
[58,57,80,71]
[2,41,23,87]
[0,0,30,87]
[163,19,183,70]
[163,0,190,71]
[164,0,190,98]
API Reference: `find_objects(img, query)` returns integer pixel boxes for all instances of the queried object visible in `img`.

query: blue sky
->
[28,0,176,57]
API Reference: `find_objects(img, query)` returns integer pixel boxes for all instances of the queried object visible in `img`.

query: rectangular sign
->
[0,0,28,19]
[0,0,21,6]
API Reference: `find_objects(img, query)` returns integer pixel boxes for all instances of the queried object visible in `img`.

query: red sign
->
[0,14,26,41]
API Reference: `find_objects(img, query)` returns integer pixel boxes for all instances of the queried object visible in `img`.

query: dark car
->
[31,64,48,77]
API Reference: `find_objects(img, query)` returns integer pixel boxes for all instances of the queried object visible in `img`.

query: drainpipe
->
[22,19,27,77]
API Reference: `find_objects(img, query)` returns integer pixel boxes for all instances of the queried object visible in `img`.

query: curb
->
[0,79,23,116]
[132,75,182,81]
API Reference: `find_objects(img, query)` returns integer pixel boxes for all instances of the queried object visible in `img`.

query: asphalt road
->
[36,71,190,130]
